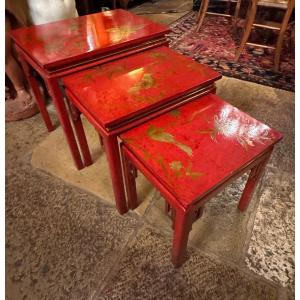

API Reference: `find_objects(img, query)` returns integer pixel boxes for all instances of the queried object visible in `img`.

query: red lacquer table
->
[62,46,222,214]
[10,9,170,170]
[120,93,283,266]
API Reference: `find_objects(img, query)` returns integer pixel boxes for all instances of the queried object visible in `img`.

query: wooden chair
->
[196,0,242,32]
[235,0,295,71]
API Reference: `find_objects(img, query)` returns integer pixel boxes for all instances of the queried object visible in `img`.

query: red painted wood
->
[66,100,93,167]
[10,9,169,71]
[238,150,272,211]
[120,94,282,266]
[46,77,85,170]
[63,46,221,129]
[102,135,128,214]
[10,9,169,177]
[121,93,283,208]
[172,209,194,267]
[17,49,54,132]
[121,148,139,210]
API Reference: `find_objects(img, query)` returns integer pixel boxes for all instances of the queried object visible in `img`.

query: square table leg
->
[17,52,54,132]
[238,148,273,212]
[64,105,128,214]
[46,78,84,170]
[66,100,92,167]
[121,150,138,210]
[172,208,194,267]
[102,135,129,215]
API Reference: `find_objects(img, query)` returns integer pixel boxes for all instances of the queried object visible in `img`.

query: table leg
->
[46,78,84,170]
[66,100,92,167]
[17,52,54,132]
[102,136,128,214]
[121,146,138,210]
[238,149,273,212]
[172,209,193,267]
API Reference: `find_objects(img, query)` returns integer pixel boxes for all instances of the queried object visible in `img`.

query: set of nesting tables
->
[11,9,282,267]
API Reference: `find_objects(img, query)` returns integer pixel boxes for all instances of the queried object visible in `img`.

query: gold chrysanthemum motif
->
[169,161,183,171]
[213,114,272,149]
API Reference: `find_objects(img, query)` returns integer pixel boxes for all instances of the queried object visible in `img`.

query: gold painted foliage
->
[147,125,193,157]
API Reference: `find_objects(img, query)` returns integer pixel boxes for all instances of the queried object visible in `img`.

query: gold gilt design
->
[123,138,203,180]
[195,113,273,150]
[106,24,145,41]
[169,161,204,179]
[188,104,215,122]
[128,73,156,94]
[82,65,127,82]
[44,42,64,54]
[186,62,205,77]
[70,22,81,32]
[149,51,169,60]
[147,125,193,157]
[169,109,181,118]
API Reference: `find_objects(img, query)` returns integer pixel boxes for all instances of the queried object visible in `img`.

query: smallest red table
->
[120,93,282,267]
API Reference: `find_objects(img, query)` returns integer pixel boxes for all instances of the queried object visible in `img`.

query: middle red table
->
[63,46,221,214]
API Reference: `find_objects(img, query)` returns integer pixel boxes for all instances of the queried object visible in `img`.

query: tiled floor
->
[5,1,294,299]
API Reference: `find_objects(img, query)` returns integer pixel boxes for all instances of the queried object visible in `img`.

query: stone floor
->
[6,0,295,299]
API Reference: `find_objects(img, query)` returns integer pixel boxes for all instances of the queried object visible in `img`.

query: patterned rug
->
[168,12,295,91]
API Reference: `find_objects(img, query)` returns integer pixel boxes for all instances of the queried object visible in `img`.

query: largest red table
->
[62,46,222,214]
[10,9,170,170]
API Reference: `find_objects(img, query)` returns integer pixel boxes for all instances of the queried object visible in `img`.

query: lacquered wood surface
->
[121,94,283,207]
[63,46,221,129]
[10,9,169,70]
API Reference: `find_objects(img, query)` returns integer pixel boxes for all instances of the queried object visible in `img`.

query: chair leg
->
[238,149,272,211]
[235,0,258,61]
[274,0,295,71]
[121,147,139,210]
[172,209,193,267]
[196,0,209,32]
[233,0,242,25]
[226,0,232,15]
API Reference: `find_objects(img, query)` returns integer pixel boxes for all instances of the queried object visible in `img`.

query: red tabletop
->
[10,9,169,70]
[63,46,221,129]
[121,94,283,207]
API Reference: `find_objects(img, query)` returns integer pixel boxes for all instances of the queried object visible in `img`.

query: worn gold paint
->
[124,137,204,180]
[149,51,169,60]
[44,42,64,54]
[169,109,181,118]
[147,125,193,157]
[188,104,215,122]
[106,24,145,41]
[128,73,156,94]
[185,162,204,179]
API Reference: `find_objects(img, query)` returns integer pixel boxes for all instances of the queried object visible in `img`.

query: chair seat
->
[121,94,282,207]
[258,0,288,9]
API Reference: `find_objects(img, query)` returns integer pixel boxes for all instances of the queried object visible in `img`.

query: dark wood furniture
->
[235,0,295,71]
